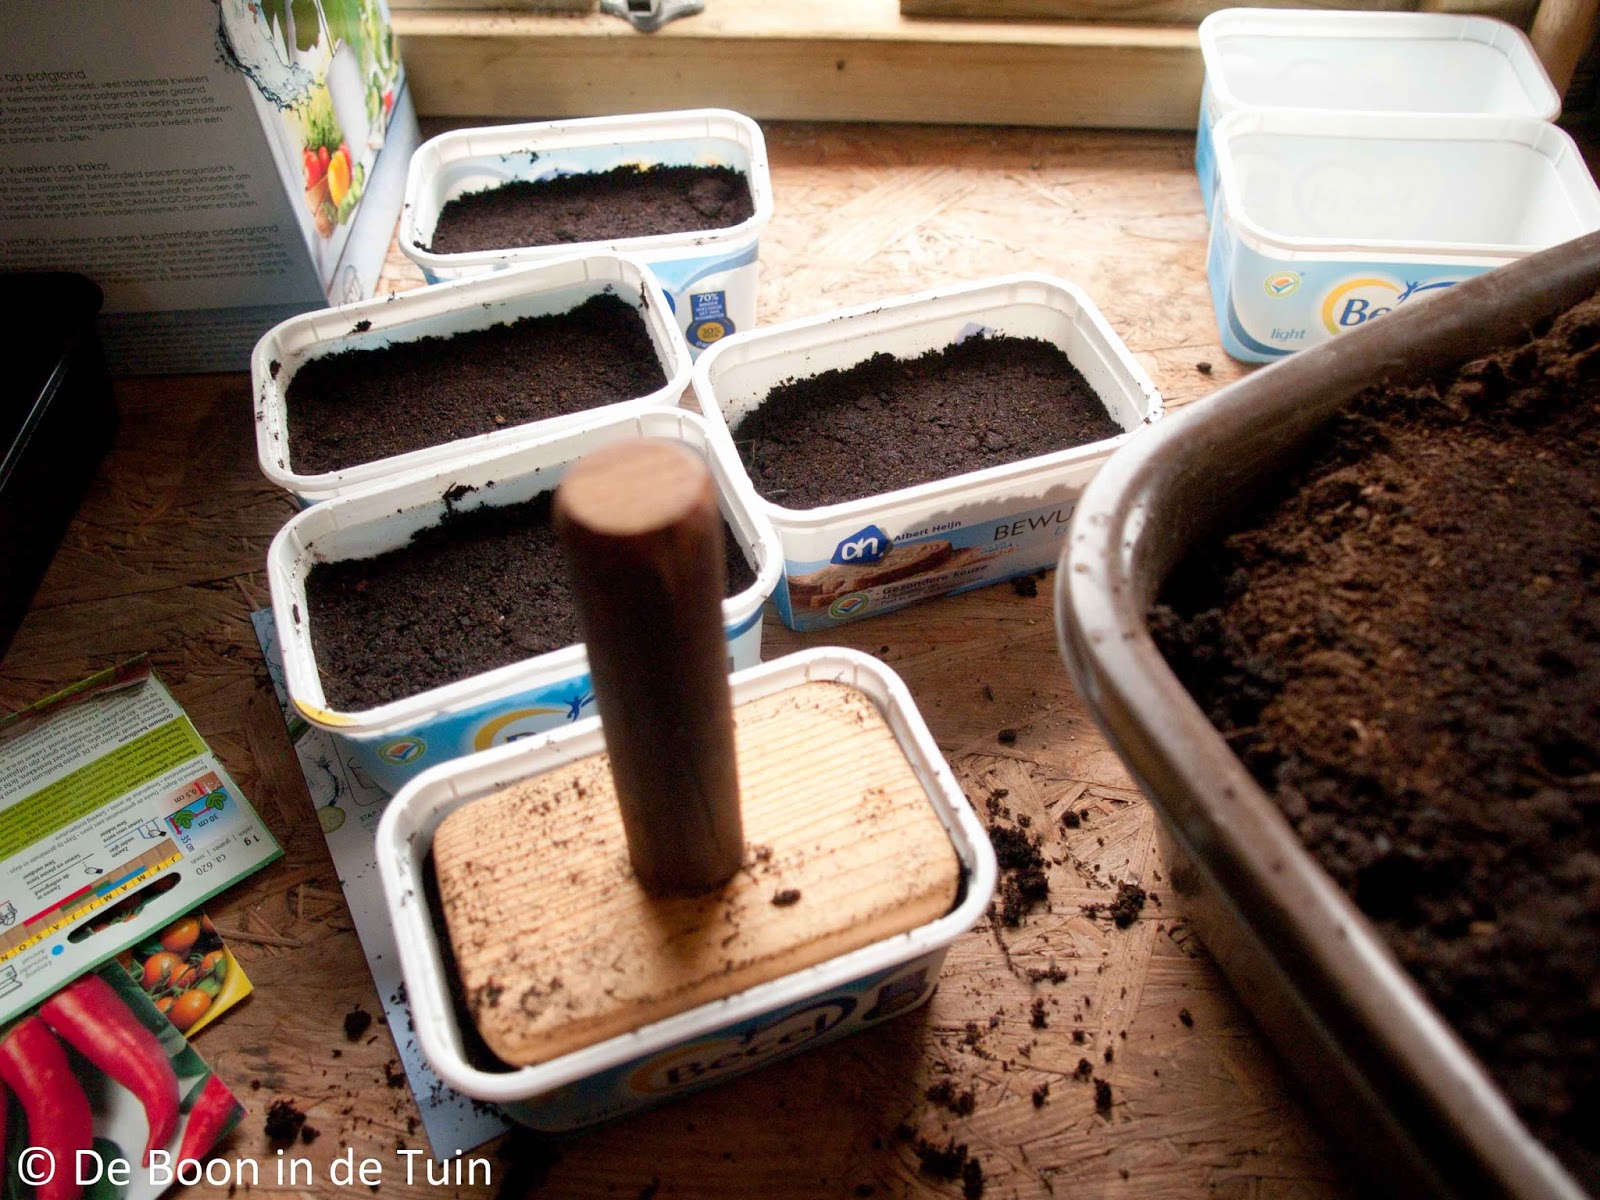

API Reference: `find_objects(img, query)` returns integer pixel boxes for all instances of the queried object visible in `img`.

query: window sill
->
[390,0,1204,128]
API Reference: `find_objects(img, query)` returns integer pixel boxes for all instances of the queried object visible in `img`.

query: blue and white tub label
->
[649,244,759,355]
[686,289,735,348]
[1207,209,1487,363]
[495,954,945,1132]
[776,499,1078,632]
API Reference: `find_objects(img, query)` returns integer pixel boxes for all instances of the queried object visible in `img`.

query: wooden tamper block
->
[429,440,963,1068]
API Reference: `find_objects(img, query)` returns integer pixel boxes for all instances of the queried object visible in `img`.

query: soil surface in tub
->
[1149,291,1600,1189]
[427,164,754,255]
[283,292,664,476]
[732,333,1125,510]
[305,490,757,711]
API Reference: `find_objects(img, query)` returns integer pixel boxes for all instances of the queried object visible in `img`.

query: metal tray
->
[1054,230,1600,1200]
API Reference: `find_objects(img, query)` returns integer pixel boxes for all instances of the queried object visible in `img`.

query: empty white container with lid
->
[400,109,773,356]
[1206,111,1600,363]
[1195,9,1561,215]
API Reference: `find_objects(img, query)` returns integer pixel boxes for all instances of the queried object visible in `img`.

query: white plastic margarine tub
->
[692,275,1162,632]
[266,409,781,795]
[1207,111,1600,363]
[253,254,691,506]
[1195,9,1560,216]
[375,647,998,1131]
[400,109,773,356]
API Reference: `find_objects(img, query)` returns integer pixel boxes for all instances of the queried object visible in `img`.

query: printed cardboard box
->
[0,0,419,373]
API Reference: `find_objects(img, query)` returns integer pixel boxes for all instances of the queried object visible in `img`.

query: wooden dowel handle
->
[553,439,743,896]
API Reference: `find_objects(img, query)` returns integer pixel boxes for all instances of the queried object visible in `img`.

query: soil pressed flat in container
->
[305,492,757,711]
[427,164,754,254]
[1149,289,1600,1192]
[285,293,664,475]
[733,334,1123,509]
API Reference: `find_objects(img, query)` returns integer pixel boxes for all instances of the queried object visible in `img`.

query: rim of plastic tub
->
[1198,8,1560,123]
[1212,110,1600,264]
[252,253,693,505]
[689,273,1164,531]
[398,108,774,277]
[266,407,782,737]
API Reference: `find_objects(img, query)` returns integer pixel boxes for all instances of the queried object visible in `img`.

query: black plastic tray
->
[0,273,117,660]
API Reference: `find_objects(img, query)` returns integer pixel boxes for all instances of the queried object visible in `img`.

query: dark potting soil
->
[427,165,754,255]
[1149,291,1600,1189]
[306,491,757,711]
[732,334,1124,509]
[284,293,663,476]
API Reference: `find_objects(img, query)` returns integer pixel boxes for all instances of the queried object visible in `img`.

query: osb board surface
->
[0,123,1353,1198]
[435,681,961,1067]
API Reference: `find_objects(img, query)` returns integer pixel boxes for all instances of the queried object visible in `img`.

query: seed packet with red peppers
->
[1,962,245,1198]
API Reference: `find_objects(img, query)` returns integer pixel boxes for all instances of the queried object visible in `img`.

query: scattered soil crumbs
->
[1178,1007,1194,1028]
[1029,997,1048,1029]
[343,1005,372,1042]
[264,1099,307,1147]
[913,1136,970,1181]
[926,1078,977,1117]
[286,293,664,475]
[300,1124,321,1145]
[1032,1083,1050,1108]
[987,824,1049,926]
[733,334,1121,509]
[996,728,1019,746]
[428,164,754,254]
[1150,288,1600,1189]
[1011,572,1042,598]
[1094,1078,1113,1112]
[307,492,756,710]
[771,888,802,907]
[1083,882,1146,929]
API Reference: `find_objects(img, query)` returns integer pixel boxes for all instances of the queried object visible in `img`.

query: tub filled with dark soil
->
[400,110,773,354]
[1057,230,1600,1200]
[268,409,780,796]
[693,275,1161,630]
[253,255,689,505]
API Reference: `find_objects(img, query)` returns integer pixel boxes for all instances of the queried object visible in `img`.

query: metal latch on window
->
[600,0,704,32]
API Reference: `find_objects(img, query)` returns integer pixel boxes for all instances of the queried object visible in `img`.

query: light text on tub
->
[628,998,856,1093]
[993,506,1072,540]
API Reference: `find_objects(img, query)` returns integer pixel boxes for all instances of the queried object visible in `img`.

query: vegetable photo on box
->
[0,963,246,1200]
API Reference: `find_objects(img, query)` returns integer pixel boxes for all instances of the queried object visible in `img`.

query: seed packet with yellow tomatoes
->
[118,911,252,1037]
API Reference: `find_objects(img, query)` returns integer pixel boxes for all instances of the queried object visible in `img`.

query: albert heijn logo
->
[832,524,891,566]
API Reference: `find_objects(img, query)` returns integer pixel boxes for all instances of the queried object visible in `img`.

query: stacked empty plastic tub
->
[1196,8,1598,363]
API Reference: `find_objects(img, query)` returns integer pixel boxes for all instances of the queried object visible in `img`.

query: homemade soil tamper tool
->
[429,440,967,1069]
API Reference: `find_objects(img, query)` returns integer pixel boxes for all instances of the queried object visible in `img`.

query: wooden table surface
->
[0,122,1356,1199]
